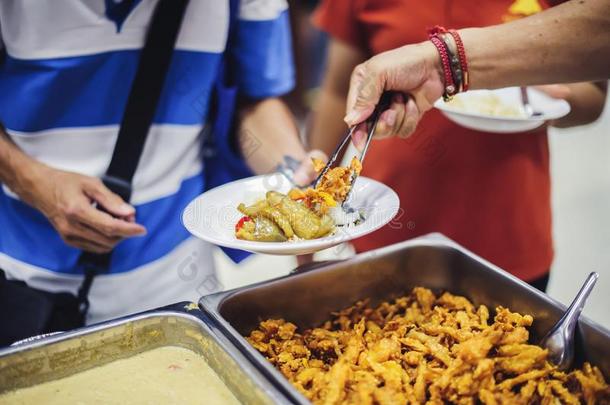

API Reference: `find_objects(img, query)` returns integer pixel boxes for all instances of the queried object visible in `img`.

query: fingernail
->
[352,129,366,151]
[119,203,134,214]
[384,110,397,127]
[344,110,360,124]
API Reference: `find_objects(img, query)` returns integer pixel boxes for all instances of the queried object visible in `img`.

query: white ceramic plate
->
[182,174,400,255]
[434,87,570,133]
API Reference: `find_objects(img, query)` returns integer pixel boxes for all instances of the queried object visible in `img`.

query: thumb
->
[533,84,572,100]
[344,62,383,126]
[84,178,135,218]
[293,150,328,187]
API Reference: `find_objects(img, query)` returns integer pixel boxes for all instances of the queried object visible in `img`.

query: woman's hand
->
[534,82,606,128]
[344,42,445,149]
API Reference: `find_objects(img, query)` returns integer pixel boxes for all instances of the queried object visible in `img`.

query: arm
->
[236,98,325,185]
[0,129,145,253]
[543,82,607,128]
[309,39,367,156]
[236,98,305,174]
[230,0,325,185]
[462,0,610,90]
[344,0,610,135]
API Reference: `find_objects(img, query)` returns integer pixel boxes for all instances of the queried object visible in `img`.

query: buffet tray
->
[200,233,610,404]
[0,302,289,404]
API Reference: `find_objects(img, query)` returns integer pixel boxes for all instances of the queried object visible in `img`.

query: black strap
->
[77,0,190,315]
[202,0,240,154]
[224,0,240,86]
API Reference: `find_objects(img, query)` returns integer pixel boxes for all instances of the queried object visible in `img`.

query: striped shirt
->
[0,0,294,323]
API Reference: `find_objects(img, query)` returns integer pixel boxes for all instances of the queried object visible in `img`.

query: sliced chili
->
[235,216,253,232]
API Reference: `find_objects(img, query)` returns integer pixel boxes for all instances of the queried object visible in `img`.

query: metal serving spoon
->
[540,272,599,370]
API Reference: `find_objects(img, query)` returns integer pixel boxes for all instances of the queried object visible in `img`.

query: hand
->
[19,164,146,253]
[296,253,314,266]
[292,149,327,265]
[292,149,328,187]
[343,42,445,149]
[534,84,572,100]
[531,84,571,127]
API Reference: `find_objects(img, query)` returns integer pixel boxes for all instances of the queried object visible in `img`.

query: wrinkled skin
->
[344,42,444,149]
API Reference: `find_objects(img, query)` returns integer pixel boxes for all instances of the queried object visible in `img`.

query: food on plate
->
[236,191,334,241]
[235,157,362,242]
[447,92,526,118]
[0,346,240,405]
[313,156,362,203]
[247,287,609,404]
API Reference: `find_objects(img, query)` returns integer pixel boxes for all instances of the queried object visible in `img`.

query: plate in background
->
[434,87,570,133]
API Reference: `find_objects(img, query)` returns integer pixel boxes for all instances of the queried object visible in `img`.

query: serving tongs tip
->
[313,92,395,210]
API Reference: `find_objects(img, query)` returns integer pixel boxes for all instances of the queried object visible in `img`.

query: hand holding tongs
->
[313,92,395,206]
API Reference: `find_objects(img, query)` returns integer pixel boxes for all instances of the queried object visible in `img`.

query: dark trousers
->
[0,270,84,347]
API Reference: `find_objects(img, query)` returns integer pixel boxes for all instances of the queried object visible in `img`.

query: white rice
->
[329,207,362,227]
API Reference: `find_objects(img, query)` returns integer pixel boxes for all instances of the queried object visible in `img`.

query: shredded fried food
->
[313,156,362,204]
[247,287,609,405]
[312,158,327,173]
[288,156,362,216]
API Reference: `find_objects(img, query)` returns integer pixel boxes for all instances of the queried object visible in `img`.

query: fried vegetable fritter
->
[248,287,609,405]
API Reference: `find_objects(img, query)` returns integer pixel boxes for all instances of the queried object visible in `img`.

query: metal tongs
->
[313,92,394,208]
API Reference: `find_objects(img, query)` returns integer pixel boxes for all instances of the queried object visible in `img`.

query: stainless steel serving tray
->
[0,302,289,404]
[200,233,610,405]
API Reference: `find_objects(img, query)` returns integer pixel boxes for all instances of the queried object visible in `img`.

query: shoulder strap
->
[224,0,240,86]
[203,0,239,152]
[77,0,190,315]
[105,0,190,201]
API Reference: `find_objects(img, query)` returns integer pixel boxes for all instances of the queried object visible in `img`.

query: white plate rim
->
[181,175,400,254]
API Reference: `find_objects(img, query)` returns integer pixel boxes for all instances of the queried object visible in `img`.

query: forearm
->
[553,82,607,128]
[460,0,610,89]
[237,98,306,174]
[309,88,351,156]
[0,128,43,197]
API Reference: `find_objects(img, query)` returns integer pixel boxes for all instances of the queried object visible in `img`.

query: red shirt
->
[314,0,554,282]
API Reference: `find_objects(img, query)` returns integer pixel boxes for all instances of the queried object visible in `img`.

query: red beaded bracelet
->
[448,29,469,91]
[428,34,457,101]
[428,26,470,97]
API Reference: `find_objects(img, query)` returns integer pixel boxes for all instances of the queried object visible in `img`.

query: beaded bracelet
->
[440,34,464,93]
[428,34,457,101]
[427,26,470,99]
[448,29,469,91]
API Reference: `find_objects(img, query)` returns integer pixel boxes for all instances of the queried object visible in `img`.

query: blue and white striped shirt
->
[0,0,294,322]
